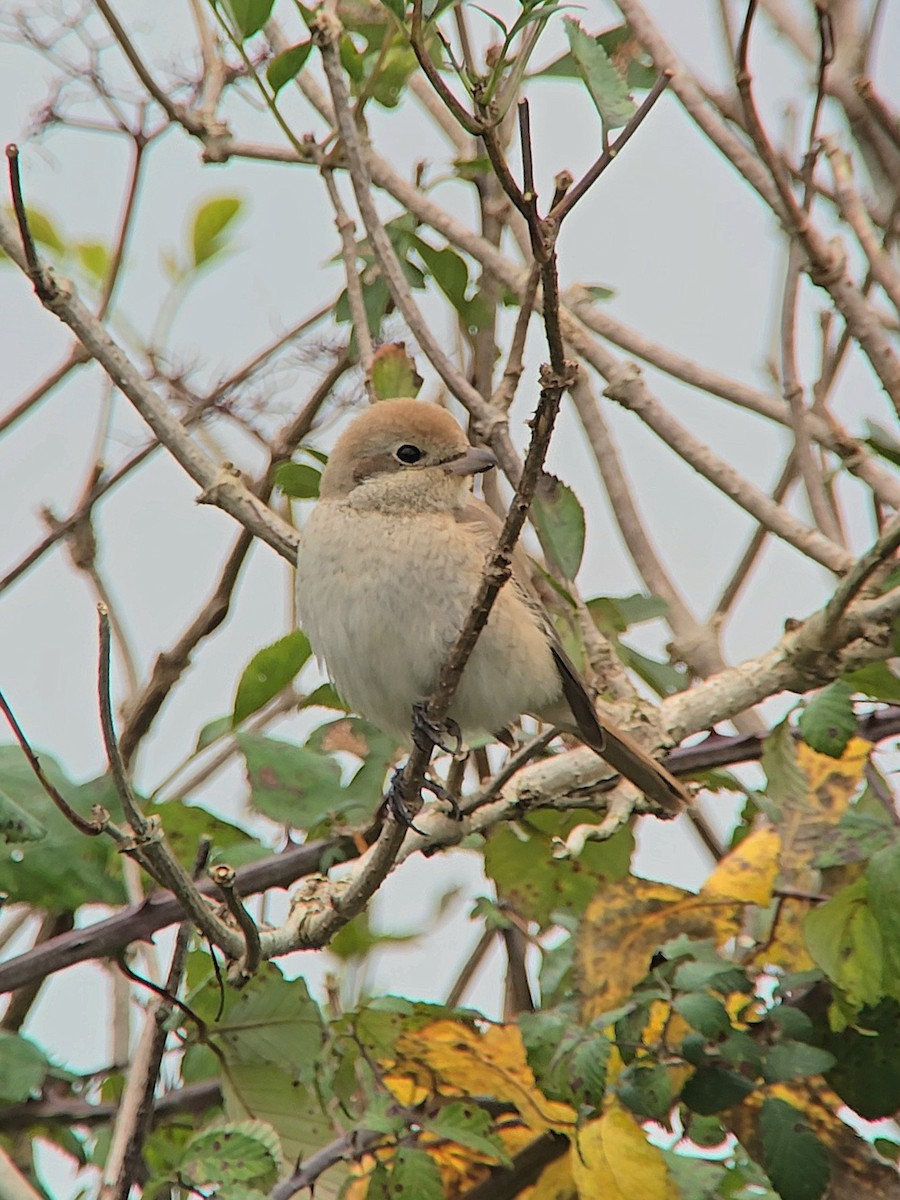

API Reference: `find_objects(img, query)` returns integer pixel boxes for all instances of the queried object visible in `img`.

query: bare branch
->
[0,210,299,562]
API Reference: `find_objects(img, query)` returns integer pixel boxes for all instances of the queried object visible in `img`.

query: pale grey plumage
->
[296,399,687,812]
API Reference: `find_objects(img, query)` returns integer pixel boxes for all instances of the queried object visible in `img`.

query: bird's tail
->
[552,646,689,815]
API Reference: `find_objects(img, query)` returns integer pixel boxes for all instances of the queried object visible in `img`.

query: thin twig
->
[491,261,540,412]
[823,510,900,628]
[713,452,797,618]
[445,927,497,1008]
[98,606,150,837]
[210,864,261,980]
[550,70,672,224]
[0,689,103,837]
[322,168,375,398]
[603,362,854,575]
[408,0,483,135]
[735,0,900,414]
[0,210,299,562]
[311,12,518,473]
[94,0,206,135]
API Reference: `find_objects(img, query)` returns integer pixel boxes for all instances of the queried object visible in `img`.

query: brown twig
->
[0,688,103,838]
[603,362,854,574]
[210,864,261,980]
[6,144,57,303]
[97,606,151,838]
[549,70,672,224]
[408,0,483,136]
[823,510,900,627]
[713,452,798,618]
[735,0,900,414]
[0,209,299,561]
[491,261,540,412]
[102,841,208,1200]
[854,76,900,154]
[322,168,375,398]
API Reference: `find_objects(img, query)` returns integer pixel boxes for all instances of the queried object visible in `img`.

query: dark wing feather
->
[457,498,688,813]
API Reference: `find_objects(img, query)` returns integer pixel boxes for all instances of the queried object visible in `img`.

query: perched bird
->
[296,398,687,812]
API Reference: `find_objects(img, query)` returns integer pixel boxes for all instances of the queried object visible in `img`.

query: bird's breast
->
[296,504,561,743]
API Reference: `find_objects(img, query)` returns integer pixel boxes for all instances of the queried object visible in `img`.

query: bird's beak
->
[444,446,497,476]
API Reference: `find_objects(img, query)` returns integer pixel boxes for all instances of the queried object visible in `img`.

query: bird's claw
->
[386,766,428,835]
[423,774,462,821]
[411,702,462,756]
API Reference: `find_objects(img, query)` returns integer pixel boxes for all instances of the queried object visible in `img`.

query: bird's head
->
[319,398,496,512]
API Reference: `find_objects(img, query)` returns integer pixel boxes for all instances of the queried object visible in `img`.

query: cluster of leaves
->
[4,643,900,1198]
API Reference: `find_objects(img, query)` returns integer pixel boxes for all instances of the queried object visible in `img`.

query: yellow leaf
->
[391,1020,576,1133]
[523,1148,577,1199]
[748,896,815,972]
[703,828,780,906]
[577,878,744,1017]
[571,1105,678,1200]
[798,737,869,798]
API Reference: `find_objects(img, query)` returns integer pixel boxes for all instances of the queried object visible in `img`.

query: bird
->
[295,398,688,813]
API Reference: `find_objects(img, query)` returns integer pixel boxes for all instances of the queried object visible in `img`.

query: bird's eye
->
[395,444,423,464]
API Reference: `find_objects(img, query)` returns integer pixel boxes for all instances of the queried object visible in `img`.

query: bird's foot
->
[422,774,462,821]
[411,702,462,756]
[386,767,427,835]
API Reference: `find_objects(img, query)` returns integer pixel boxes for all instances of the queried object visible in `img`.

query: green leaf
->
[266,40,313,93]
[618,644,688,697]
[812,803,897,868]
[673,992,732,1039]
[762,1041,836,1083]
[617,1062,673,1121]
[423,1102,510,1166]
[564,18,636,129]
[384,1147,443,1200]
[761,720,809,811]
[149,799,260,870]
[484,810,632,927]
[842,661,900,703]
[0,750,125,908]
[535,24,656,91]
[221,1065,336,1169]
[192,196,243,268]
[179,1121,282,1192]
[236,733,342,828]
[371,342,422,400]
[520,1008,610,1108]
[204,966,325,1074]
[22,208,65,253]
[867,842,900,995]
[306,717,398,816]
[368,44,419,109]
[588,592,668,634]
[672,960,751,995]
[585,283,616,301]
[196,715,232,752]
[822,1000,900,1119]
[221,0,274,39]
[76,241,111,282]
[274,461,321,498]
[531,476,585,580]
[0,1031,48,1102]
[681,1066,755,1115]
[803,877,884,1016]
[340,33,366,81]
[758,1097,830,1200]
[864,419,900,468]
[379,0,407,18]
[232,631,312,726]
[798,680,856,757]
[0,788,46,843]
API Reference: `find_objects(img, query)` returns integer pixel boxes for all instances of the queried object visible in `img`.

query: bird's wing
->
[456,497,688,814]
